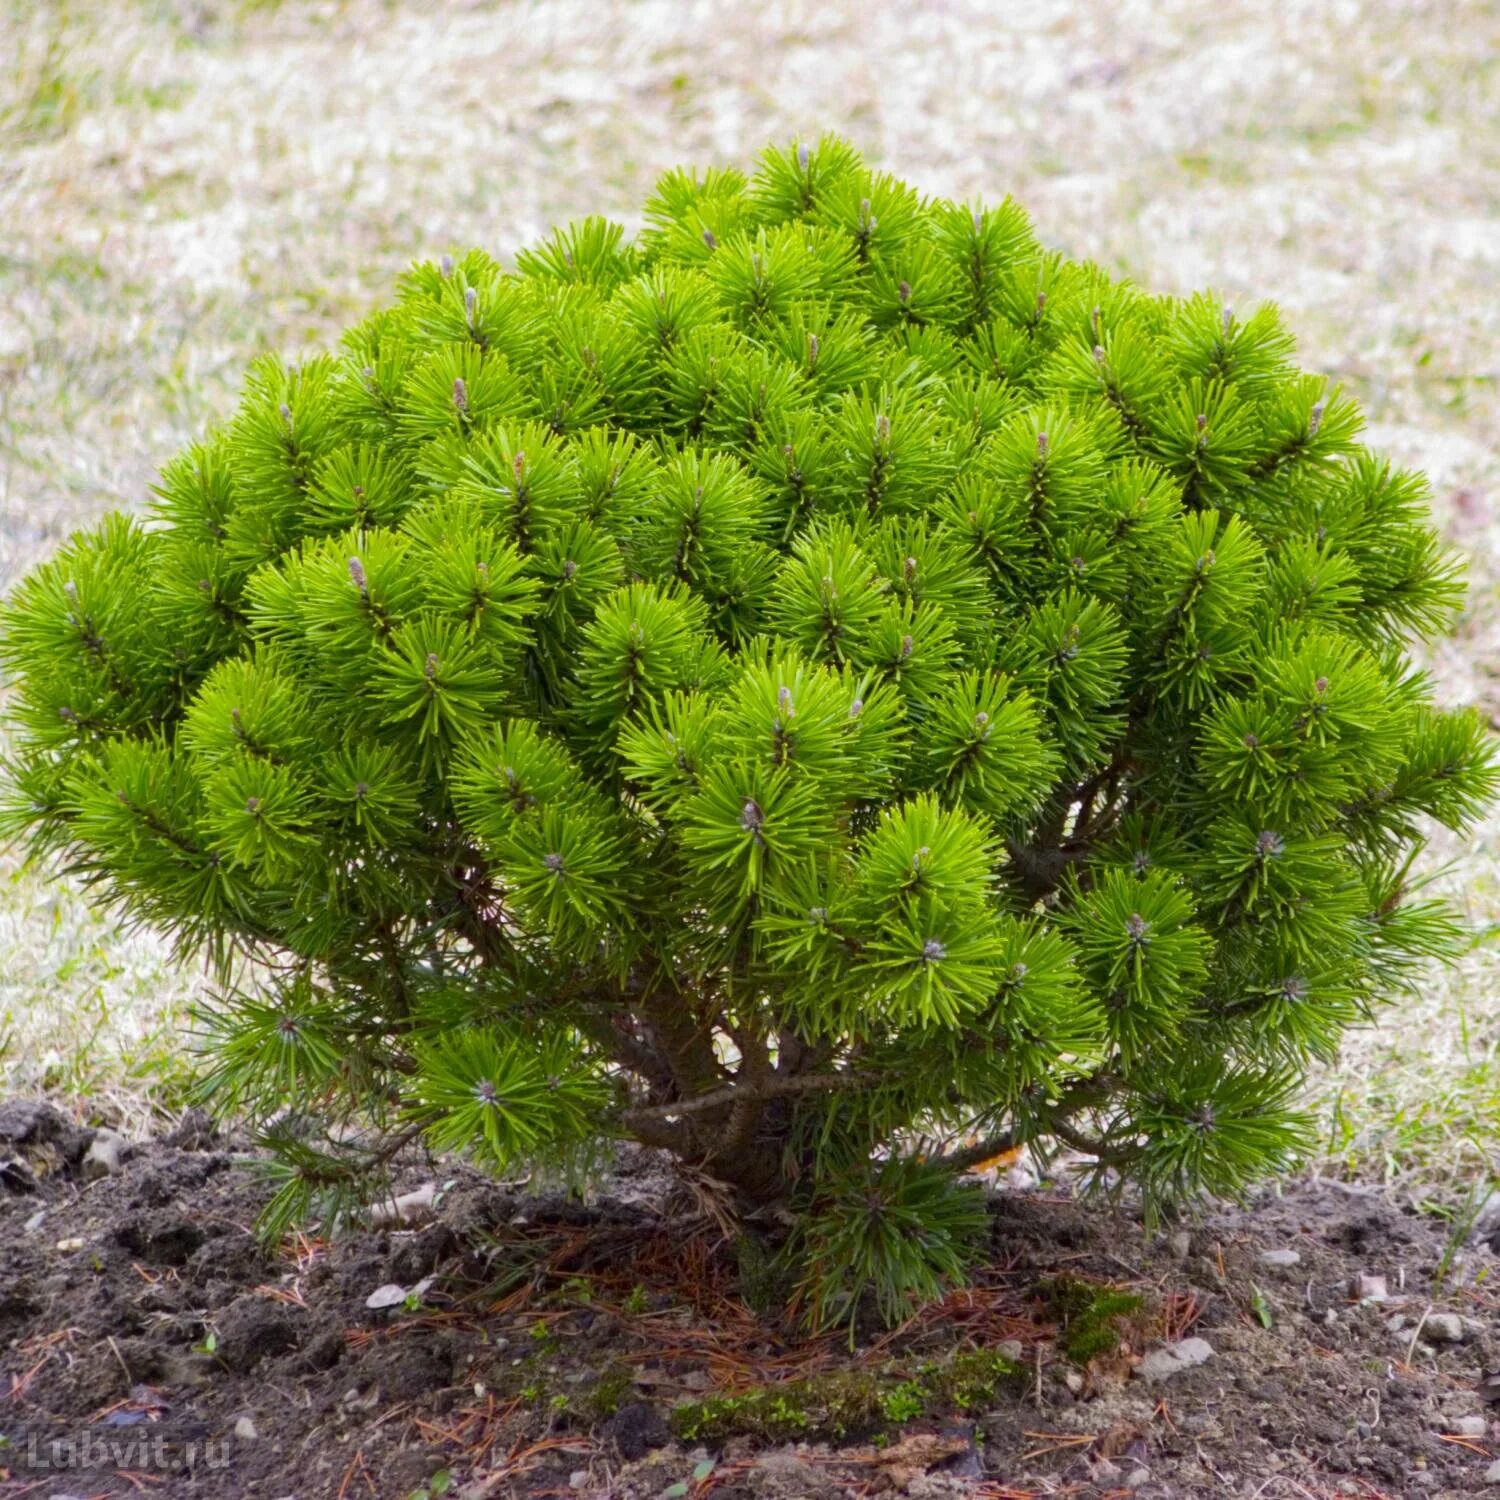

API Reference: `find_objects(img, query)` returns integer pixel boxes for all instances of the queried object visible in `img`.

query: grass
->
[0,0,1496,1190]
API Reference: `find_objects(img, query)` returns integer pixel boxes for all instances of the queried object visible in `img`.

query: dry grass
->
[0,0,1495,1176]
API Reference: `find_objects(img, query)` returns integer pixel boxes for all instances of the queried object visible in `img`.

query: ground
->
[1,1103,1498,1499]
[1,1,1498,1495]
[2,0,1497,1193]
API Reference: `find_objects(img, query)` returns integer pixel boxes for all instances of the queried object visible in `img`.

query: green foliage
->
[2,135,1494,1328]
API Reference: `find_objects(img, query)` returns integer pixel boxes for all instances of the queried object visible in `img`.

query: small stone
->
[1135,1337,1214,1382]
[56,1236,85,1252]
[1259,1248,1301,1268]
[234,1415,259,1440]
[23,1209,45,1233]
[1167,1229,1192,1260]
[1486,1460,1500,1484]
[1354,1273,1388,1302]
[1125,1468,1151,1490]
[1469,1189,1500,1247]
[1063,1369,1085,1394]
[1422,1313,1466,1344]
[364,1275,433,1312]
[1388,1314,1407,1333]
[994,1339,1023,1363]
[569,1472,589,1492]
[83,1128,125,1180]
[1439,1415,1487,1437]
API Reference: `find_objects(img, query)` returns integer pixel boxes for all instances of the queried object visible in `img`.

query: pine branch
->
[620,1068,868,1126]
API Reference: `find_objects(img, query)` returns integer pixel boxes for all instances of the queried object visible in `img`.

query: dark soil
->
[1,1099,1496,1500]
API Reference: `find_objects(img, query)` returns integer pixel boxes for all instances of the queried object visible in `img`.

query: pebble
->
[1135,1337,1214,1382]
[234,1415,259,1441]
[1439,1415,1487,1437]
[1259,1248,1301,1268]
[569,1471,590,1491]
[1353,1273,1388,1302]
[1422,1313,1466,1344]
[1469,1189,1500,1246]
[83,1129,125,1180]
[1124,1467,1151,1490]
[1486,1460,1500,1484]
[1167,1230,1192,1260]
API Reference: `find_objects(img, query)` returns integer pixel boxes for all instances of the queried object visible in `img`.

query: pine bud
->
[972,207,983,234]
[807,333,820,367]
[440,253,454,277]
[899,633,914,660]
[1125,912,1150,947]
[777,685,794,718]
[797,141,811,172]
[473,1078,500,1105]
[1308,400,1326,438]
[1090,304,1101,336]
[452,377,469,413]
[875,412,891,443]
[1035,291,1047,314]
[1196,412,1208,432]
[348,556,368,593]
[246,796,262,816]
[849,698,864,719]
[897,280,911,304]
[702,228,717,251]
[1255,830,1285,860]
[465,286,478,326]
[424,653,439,681]
[562,558,578,579]
[903,556,918,581]
[543,852,565,873]
[1221,303,1234,335]
[279,403,293,426]
[740,798,764,833]
[1036,431,1049,458]
[1093,344,1106,364]
[922,938,946,962]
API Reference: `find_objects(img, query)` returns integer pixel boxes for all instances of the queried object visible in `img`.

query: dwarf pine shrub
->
[3,137,1494,1327]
